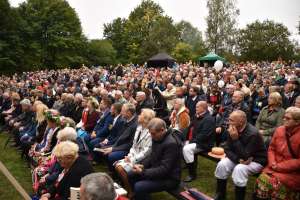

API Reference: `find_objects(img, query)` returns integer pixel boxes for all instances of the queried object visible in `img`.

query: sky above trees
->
[9,0,300,42]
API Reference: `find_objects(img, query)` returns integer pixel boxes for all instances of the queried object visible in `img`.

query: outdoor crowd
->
[0,61,299,200]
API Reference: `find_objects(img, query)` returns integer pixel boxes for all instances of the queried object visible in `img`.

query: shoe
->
[183,162,197,182]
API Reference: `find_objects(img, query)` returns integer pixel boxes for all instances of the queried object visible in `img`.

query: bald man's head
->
[228,110,247,132]
[196,101,208,116]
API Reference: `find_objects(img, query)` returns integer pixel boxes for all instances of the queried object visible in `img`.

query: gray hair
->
[147,118,166,131]
[286,107,300,122]
[80,173,116,200]
[75,93,83,100]
[123,103,136,115]
[57,127,77,142]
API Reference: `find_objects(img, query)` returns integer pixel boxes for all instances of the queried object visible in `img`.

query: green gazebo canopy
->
[198,53,226,62]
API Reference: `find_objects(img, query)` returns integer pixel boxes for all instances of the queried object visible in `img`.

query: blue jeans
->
[128,172,179,200]
[107,150,128,171]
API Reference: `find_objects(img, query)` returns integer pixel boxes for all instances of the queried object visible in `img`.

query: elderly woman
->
[254,107,300,200]
[256,92,285,146]
[115,108,155,197]
[32,127,77,196]
[170,98,190,134]
[40,141,93,200]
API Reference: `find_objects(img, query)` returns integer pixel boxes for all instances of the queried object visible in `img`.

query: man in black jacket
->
[101,103,138,171]
[214,110,267,200]
[135,91,154,115]
[127,118,182,200]
[183,101,215,182]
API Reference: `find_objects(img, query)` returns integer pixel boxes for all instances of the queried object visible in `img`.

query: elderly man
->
[216,90,250,146]
[135,91,154,115]
[214,110,267,200]
[127,118,182,200]
[183,101,215,182]
[80,172,126,200]
[294,95,300,108]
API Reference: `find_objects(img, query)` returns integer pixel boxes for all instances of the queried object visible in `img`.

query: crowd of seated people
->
[0,61,299,200]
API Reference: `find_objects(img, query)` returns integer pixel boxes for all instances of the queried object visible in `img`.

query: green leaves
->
[237,20,295,61]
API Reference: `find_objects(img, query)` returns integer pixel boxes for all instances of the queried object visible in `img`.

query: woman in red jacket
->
[254,107,300,200]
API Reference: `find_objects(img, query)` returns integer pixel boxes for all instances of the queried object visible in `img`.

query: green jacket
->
[255,106,285,137]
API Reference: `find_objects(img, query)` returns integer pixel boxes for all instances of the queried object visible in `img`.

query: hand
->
[239,157,253,165]
[216,127,222,134]
[124,156,131,163]
[228,125,239,140]
[132,164,144,174]
[40,193,50,200]
[259,130,264,135]
[101,139,108,145]
[271,162,277,170]
[19,127,24,131]
[91,131,96,139]
[40,174,48,183]
[103,147,112,155]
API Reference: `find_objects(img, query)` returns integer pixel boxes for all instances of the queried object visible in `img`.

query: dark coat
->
[112,115,138,152]
[224,123,267,165]
[54,156,93,200]
[94,110,114,138]
[185,95,201,119]
[190,111,215,151]
[73,104,84,123]
[107,116,126,145]
[0,99,11,112]
[136,99,154,115]
[141,129,182,182]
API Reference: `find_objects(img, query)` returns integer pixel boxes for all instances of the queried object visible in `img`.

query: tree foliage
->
[104,0,180,64]
[86,39,116,66]
[206,0,239,55]
[16,0,88,69]
[237,20,295,61]
[172,42,193,63]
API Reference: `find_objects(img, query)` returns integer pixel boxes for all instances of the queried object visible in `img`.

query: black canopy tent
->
[147,53,175,68]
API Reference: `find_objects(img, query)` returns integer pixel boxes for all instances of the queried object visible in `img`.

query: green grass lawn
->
[0,132,256,199]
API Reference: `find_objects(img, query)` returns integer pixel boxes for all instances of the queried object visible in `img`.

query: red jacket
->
[263,125,300,191]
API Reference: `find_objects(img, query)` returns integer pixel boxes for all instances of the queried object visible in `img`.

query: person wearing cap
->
[214,110,267,200]
[183,101,215,182]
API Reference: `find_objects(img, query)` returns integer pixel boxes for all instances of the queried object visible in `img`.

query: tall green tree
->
[104,0,179,64]
[172,42,193,63]
[17,0,87,69]
[86,39,116,66]
[206,0,239,55]
[103,17,128,63]
[0,0,23,73]
[237,20,295,61]
[176,20,207,58]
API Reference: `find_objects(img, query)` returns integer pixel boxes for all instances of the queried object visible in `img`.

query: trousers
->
[182,142,202,163]
[215,157,263,187]
[128,172,179,200]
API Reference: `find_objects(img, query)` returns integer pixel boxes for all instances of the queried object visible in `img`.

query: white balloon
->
[218,80,225,88]
[214,60,223,72]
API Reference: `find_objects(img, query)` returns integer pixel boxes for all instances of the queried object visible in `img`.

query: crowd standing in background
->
[0,61,299,200]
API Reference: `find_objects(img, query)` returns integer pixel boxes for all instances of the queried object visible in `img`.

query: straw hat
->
[208,147,226,159]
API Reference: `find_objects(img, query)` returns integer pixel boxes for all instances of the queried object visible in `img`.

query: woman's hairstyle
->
[11,92,20,101]
[269,92,282,106]
[285,107,300,123]
[57,127,77,142]
[88,97,99,109]
[44,109,61,124]
[53,141,79,158]
[141,108,156,125]
[36,103,49,123]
